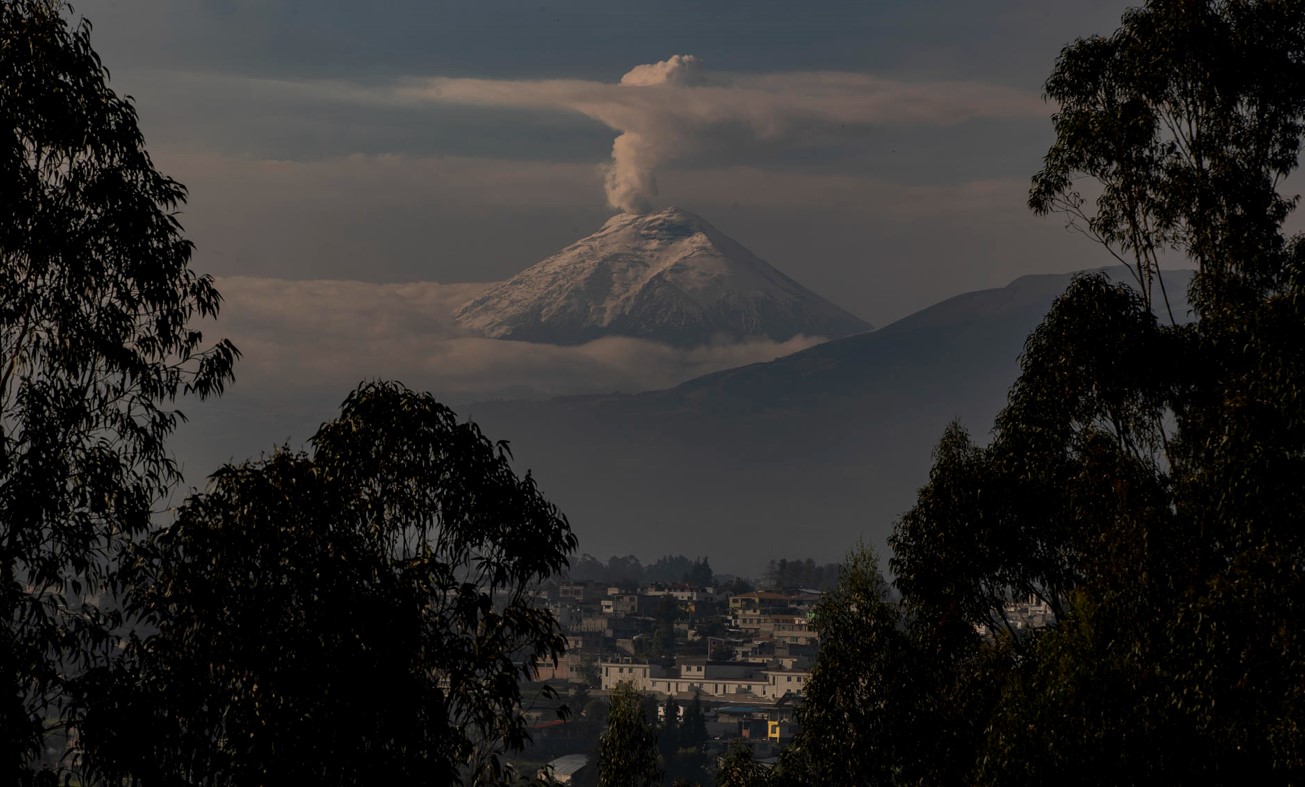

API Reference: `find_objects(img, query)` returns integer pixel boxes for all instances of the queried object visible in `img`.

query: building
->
[601,657,811,702]
[599,659,657,691]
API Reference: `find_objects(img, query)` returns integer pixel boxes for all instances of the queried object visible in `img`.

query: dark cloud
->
[90,1,1132,85]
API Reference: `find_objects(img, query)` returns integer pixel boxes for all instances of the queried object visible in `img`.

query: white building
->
[600,657,810,701]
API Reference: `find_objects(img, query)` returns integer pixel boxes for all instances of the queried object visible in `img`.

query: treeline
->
[564,553,842,592]
[760,558,841,591]
[1,4,575,784]
[718,2,1305,784]
[565,685,715,787]
[566,554,719,588]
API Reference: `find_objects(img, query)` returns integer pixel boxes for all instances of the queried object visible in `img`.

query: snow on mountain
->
[454,208,872,346]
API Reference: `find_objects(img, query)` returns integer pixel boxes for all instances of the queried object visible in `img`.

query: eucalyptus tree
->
[77,382,578,786]
[1,0,236,777]
[599,683,661,787]
[883,1,1305,782]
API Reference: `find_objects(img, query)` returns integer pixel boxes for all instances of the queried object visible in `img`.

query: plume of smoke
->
[605,55,706,214]
[605,133,658,214]
[619,54,706,87]
[401,56,1046,216]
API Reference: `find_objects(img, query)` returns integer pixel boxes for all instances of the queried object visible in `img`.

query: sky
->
[78,1,1138,548]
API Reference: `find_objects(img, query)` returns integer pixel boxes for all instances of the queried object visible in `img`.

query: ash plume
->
[401,56,1045,216]
[605,55,706,213]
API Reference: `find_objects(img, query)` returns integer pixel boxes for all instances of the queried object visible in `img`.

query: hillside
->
[463,268,1193,572]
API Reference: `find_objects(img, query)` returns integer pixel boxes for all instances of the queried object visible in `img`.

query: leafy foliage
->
[598,683,662,787]
[779,544,1001,787]
[651,594,681,665]
[761,558,841,591]
[781,546,908,785]
[0,0,236,776]
[816,1,1305,783]
[715,743,769,787]
[709,641,736,662]
[1030,0,1305,319]
[568,554,717,588]
[75,382,577,786]
[682,557,716,588]
[680,691,708,752]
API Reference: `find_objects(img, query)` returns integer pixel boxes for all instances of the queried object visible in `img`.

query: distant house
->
[600,593,640,617]
[547,602,584,630]
[771,614,818,646]
[533,653,595,684]
[558,581,604,604]
[599,659,658,691]
[728,591,794,615]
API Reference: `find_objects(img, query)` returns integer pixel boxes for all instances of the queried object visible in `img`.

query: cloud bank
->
[213,276,826,403]
[400,56,1046,213]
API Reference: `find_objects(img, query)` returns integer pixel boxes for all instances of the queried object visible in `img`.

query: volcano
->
[454,208,871,346]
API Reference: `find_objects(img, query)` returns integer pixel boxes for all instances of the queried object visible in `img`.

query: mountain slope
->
[455,208,871,346]
[463,268,1193,573]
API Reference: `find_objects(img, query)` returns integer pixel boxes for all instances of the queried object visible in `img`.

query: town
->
[517,575,821,782]
[510,562,1058,783]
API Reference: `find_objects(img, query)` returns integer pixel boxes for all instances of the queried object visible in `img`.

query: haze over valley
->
[170,198,1193,573]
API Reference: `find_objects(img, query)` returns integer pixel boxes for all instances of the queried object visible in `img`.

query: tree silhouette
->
[0,1,236,778]
[679,692,708,752]
[880,0,1305,782]
[598,683,661,787]
[75,382,576,786]
[781,546,914,785]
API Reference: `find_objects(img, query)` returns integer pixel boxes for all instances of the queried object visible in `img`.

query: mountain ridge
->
[462,266,1194,572]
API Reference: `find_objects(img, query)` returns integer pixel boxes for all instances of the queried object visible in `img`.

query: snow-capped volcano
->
[455,208,871,346]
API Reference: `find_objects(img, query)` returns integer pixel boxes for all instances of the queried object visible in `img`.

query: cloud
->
[117,58,1048,218]
[151,149,1096,327]
[212,276,828,403]
[619,54,707,87]
[398,58,1046,213]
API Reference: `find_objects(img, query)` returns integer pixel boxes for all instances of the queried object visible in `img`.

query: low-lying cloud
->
[400,56,1046,214]
[213,276,827,404]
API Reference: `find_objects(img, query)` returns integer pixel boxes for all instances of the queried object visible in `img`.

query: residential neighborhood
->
[547,582,817,709]
[514,565,1062,784]
[540,582,814,704]
[511,574,828,782]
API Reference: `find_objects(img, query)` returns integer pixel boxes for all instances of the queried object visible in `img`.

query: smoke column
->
[604,55,705,214]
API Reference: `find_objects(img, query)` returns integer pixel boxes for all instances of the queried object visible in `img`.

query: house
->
[600,593,640,616]
[610,656,813,702]
[557,581,592,603]
[728,591,794,615]
[771,614,818,646]
[599,659,661,691]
